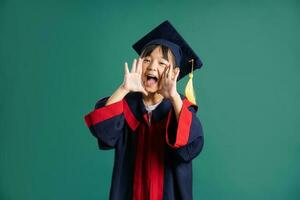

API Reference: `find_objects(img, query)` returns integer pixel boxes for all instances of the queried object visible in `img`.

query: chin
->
[145,87,158,94]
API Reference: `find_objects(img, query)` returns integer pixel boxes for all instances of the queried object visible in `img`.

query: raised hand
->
[157,62,180,99]
[122,58,148,96]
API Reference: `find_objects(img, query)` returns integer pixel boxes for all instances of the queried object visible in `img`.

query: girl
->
[84,20,204,200]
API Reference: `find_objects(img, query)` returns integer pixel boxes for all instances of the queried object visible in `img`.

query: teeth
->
[147,74,157,78]
[146,74,158,81]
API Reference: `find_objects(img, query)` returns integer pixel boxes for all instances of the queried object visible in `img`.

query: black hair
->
[140,44,176,66]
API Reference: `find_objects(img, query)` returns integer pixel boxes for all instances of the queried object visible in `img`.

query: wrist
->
[170,92,180,103]
[119,84,130,95]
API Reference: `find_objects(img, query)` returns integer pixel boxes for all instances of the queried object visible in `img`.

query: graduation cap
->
[132,20,203,105]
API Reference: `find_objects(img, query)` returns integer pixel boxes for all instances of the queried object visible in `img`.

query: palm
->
[124,73,144,92]
[158,64,180,99]
[159,79,177,98]
[123,58,147,96]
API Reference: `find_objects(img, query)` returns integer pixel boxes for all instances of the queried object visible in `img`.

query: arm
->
[106,57,148,106]
[157,62,182,121]
[84,58,146,149]
[105,85,129,106]
[166,97,204,162]
[156,61,204,162]
[84,96,125,150]
[169,92,183,121]
[106,58,147,106]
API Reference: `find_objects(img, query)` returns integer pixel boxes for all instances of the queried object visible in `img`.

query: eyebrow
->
[144,52,173,63]
[146,55,168,61]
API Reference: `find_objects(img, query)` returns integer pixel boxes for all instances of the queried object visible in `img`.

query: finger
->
[131,59,137,73]
[174,67,180,81]
[171,67,178,80]
[165,66,170,78]
[160,66,166,78]
[124,62,129,75]
[141,88,148,96]
[136,57,143,74]
[161,67,167,81]
[168,63,173,80]
[157,88,162,95]
[157,75,163,89]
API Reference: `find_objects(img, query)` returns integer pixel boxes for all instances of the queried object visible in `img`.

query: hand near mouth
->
[122,58,148,96]
[157,62,180,99]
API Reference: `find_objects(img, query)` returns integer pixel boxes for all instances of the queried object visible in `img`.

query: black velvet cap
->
[132,20,203,80]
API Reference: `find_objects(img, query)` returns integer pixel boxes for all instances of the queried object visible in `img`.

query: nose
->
[147,61,158,72]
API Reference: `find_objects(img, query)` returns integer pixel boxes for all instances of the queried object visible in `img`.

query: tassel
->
[185,59,196,105]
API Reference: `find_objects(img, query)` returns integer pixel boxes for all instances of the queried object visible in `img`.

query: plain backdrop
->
[1,0,299,199]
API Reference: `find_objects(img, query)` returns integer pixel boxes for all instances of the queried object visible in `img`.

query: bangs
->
[140,44,176,65]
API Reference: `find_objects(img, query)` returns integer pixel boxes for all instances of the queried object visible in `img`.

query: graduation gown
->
[84,92,204,200]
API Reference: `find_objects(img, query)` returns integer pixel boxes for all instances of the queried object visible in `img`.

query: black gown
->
[84,92,204,200]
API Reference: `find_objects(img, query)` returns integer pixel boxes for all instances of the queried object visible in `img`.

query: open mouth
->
[146,75,158,86]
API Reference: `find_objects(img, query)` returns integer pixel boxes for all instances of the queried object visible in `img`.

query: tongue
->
[147,78,156,85]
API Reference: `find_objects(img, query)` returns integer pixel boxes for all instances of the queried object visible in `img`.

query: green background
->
[1,0,299,199]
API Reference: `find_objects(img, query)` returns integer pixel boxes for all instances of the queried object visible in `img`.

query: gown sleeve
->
[84,97,139,150]
[165,98,204,162]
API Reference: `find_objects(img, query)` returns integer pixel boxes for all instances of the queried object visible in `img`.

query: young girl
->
[84,20,204,200]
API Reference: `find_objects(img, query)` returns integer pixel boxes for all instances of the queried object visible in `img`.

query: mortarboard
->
[132,20,203,104]
[132,20,203,81]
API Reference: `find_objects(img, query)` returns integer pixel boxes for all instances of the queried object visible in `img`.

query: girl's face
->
[141,46,175,94]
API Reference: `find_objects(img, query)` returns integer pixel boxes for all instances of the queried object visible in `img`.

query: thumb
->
[141,88,148,96]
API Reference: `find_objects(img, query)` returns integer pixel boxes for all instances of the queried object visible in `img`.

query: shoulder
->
[124,92,141,103]
[94,92,141,110]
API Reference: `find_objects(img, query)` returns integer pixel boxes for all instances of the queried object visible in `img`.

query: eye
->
[143,58,150,63]
[159,62,167,67]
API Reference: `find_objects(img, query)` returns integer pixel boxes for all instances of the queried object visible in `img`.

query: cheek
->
[158,67,166,77]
